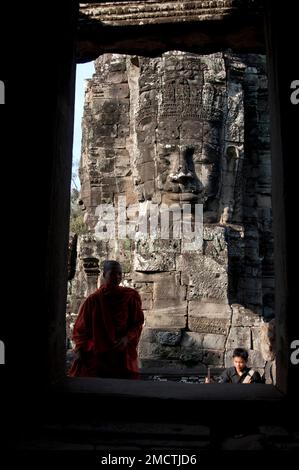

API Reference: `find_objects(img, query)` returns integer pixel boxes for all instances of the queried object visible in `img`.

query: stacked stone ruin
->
[67,50,275,378]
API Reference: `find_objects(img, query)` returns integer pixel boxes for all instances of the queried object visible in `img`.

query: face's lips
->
[168,192,201,202]
[166,183,200,193]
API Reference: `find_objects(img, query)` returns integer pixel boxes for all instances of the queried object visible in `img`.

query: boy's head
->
[232,348,249,372]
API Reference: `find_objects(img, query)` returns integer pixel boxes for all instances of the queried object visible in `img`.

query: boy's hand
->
[205,377,215,383]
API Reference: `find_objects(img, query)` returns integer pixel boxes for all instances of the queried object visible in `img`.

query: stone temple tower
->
[67,51,275,378]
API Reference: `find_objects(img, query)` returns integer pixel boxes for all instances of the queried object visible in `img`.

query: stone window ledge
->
[53,377,284,402]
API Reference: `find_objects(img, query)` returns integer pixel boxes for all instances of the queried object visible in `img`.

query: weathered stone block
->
[140,328,182,345]
[259,319,275,361]
[134,252,176,272]
[133,272,169,283]
[144,307,187,328]
[143,180,156,200]
[117,177,135,194]
[136,162,155,184]
[178,253,228,301]
[139,293,153,310]
[94,124,118,138]
[226,326,251,350]
[247,350,266,368]
[201,349,224,366]
[181,331,226,350]
[139,342,181,360]
[153,273,186,303]
[188,301,231,318]
[189,317,230,335]
[156,330,182,346]
[251,326,261,351]
[133,282,153,294]
[102,84,130,99]
[231,304,262,326]
[134,240,178,272]
[179,350,203,365]
[107,71,128,84]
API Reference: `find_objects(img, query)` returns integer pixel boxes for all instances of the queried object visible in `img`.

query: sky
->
[72,61,95,190]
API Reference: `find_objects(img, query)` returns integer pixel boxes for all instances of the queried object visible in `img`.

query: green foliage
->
[69,188,88,235]
[70,213,88,235]
[122,238,132,250]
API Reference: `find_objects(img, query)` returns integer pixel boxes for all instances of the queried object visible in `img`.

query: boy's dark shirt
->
[219,366,263,383]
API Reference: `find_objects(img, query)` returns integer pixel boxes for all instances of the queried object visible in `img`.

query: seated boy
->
[205,348,263,383]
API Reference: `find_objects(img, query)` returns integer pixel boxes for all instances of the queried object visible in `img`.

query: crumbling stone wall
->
[67,51,274,377]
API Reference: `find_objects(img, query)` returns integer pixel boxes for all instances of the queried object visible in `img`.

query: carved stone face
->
[137,119,222,222]
[134,135,221,223]
[156,134,221,209]
[135,52,225,222]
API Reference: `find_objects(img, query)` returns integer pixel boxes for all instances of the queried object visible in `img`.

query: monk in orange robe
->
[68,260,144,379]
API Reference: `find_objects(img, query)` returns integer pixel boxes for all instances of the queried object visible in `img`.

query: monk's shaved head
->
[103,260,122,287]
[103,260,121,274]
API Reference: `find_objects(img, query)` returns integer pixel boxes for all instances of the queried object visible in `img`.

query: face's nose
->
[170,147,194,184]
[170,168,192,184]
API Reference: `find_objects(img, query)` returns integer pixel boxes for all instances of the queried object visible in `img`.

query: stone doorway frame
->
[46,1,296,408]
